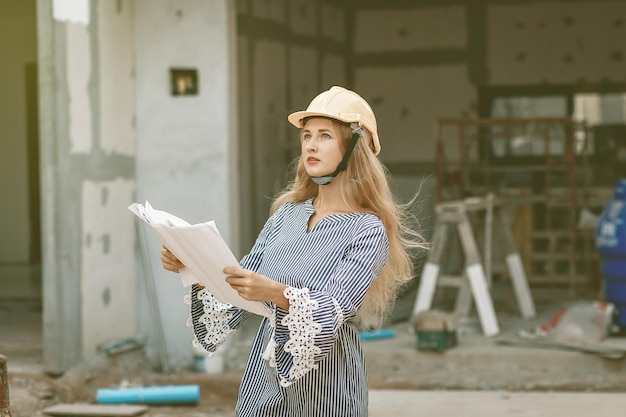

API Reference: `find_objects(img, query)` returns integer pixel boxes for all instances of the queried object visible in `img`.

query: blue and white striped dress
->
[186,198,390,416]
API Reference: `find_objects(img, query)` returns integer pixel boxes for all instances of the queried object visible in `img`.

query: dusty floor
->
[4,285,626,417]
[6,343,240,417]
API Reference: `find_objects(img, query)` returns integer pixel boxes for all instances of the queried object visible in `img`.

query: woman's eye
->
[302,134,311,140]
[321,133,331,140]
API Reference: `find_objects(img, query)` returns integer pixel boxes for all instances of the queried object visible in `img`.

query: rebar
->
[0,355,11,417]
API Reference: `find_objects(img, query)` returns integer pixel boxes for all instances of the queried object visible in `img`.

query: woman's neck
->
[314,179,353,214]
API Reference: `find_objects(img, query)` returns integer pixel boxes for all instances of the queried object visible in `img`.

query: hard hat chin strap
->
[311,124,362,185]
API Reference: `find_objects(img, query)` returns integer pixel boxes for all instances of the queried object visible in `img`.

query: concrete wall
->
[349,4,479,250]
[37,0,237,373]
[79,0,137,356]
[134,0,237,370]
[489,1,626,85]
[38,0,136,373]
[0,0,40,298]
[354,6,475,164]
[236,0,350,251]
[235,1,476,250]
[237,0,626,238]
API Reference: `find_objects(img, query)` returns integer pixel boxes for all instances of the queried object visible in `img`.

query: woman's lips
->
[306,156,320,164]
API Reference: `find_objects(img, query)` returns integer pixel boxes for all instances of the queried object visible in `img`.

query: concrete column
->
[134,0,238,370]
[38,0,137,374]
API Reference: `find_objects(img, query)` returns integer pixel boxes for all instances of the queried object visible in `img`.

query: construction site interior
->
[431,115,626,303]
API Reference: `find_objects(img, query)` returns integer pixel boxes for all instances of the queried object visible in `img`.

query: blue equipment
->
[596,178,626,326]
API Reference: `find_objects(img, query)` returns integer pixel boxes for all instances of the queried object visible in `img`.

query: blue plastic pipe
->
[96,384,200,404]
[359,328,395,340]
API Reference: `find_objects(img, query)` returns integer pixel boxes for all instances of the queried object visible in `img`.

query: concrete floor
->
[3,288,626,416]
[365,308,626,392]
[369,390,626,417]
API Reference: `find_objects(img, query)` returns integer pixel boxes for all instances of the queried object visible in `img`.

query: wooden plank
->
[465,263,499,336]
[509,200,532,279]
[532,230,574,238]
[526,275,588,284]
[457,214,500,336]
[413,263,440,316]
[506,253,536,319]
[530,253,577,260]
[438,275,464,287]
[454,276,473,317]
[43,404,148,417]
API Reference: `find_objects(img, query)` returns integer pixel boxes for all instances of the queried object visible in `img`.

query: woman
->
[161,86,427,416]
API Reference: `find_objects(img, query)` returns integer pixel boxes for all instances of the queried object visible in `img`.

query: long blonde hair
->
[272,119,429,327]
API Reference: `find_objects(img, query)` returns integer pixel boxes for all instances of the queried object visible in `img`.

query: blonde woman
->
[161,86,427,416]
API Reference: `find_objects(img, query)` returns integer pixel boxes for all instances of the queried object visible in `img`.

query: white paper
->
[129,201,271,317]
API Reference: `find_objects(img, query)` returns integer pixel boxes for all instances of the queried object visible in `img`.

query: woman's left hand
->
[224,266,289,309]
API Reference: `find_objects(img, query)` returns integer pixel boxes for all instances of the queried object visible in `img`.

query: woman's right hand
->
[161,245,185,273]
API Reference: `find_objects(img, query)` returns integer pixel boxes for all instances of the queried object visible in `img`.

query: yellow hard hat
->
[288,86,380,156]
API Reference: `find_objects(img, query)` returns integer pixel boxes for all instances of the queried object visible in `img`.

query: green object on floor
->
[416,329,457,352]
[412,310,459,352]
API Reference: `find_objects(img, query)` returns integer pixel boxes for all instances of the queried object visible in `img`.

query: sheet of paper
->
[129,201,271,317]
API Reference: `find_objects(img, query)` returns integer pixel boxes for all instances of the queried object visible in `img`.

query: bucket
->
[193,344,226,374]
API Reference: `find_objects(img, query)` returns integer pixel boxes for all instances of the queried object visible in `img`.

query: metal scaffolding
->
[433,117,595,295]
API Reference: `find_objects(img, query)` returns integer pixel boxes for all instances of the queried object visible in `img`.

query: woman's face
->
[301,118,344,178]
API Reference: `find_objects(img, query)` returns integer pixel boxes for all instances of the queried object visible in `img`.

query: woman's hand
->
[161,245,185,273]
[224,266,289,310]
